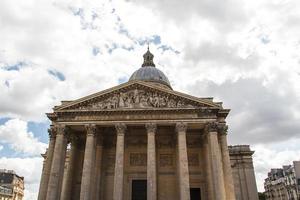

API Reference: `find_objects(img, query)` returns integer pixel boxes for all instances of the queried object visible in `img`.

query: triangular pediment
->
[55,81,221,111]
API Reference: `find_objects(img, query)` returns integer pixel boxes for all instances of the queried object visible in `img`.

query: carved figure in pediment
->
[153,93,160,107]
[133,89,140,103]
[139,93,148,107]
[119,92,125,107]
[168,98,176,107]
[111,95,119,108]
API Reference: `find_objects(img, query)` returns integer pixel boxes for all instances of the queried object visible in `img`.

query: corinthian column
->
[113,123,126,200]
[218,124,236,200]
[176,122,190,200]
[80,124,96,200]
[205,122,226,200]
[146,123,157,200]
[46,125,68,200]
[61,135,78,200]
[38,126,56,200]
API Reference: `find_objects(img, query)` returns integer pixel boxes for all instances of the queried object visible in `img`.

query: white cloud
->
[0,157,43,200]
[0,119,47,155]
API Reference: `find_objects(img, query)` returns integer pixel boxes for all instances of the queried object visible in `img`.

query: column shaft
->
[93,135,103,200]
[80,124,96,200]
[146,123,157,200]
[219,125,236,200]
[176,122,190,200]
[204,136,214,200]
[46,125,68,200]
[38,127,56,200]
[61,136,78,200]
[206,122,226,200]
[113,123,126,200]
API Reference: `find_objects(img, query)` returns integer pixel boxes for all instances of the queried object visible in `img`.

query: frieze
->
[66,88,196,110]
[130,153,147,166]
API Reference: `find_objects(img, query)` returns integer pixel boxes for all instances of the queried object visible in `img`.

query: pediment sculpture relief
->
[73,88,196,110]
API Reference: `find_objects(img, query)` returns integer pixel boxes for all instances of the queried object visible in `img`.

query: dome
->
[129,66,171,88]
[129,48,172,89]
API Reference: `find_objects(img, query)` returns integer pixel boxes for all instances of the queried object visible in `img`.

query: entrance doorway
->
[132,180,147,200]
[190,188,201,200]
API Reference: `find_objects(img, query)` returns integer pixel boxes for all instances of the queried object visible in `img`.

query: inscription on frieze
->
[159,154,173,167]
[188,153,199,166]
[130,153,147,166]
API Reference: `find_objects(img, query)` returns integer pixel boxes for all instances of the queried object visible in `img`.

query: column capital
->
[85,124,96,136]
[176,122,187,133]
[55,124,68,136]
[48,126,56,139]
[205,121,218,133]
[145,123,157,133]
[115,123,126,135]
[217,123,228,135]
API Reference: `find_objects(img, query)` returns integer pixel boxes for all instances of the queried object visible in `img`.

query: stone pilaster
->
[60,135,78,200]
[206,122,226,200]
[80,124,97,200]
[38,126,56,200]
[176,122,190,200]
[218,124,236,200]
[146,123,157,200]
[113,123,126,200]
[46,125,68,200]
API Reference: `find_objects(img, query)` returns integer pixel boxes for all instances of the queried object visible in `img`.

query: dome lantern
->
[129,47,172,89]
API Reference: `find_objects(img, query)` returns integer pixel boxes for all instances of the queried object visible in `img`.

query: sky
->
[0,0,300,199]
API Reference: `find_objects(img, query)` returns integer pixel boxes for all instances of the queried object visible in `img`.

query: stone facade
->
[37,50,259,200]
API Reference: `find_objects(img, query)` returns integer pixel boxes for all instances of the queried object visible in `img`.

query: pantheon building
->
[38,49,259,200]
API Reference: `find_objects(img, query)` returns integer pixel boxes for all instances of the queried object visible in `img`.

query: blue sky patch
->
[48,69,66,81]
[118,76,128,84]
[28,121,50,143]
[92,46,101,56]
[2,61,26,71]
[158,45,180,54]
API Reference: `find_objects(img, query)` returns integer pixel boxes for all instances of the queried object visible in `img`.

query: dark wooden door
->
[190,188,201,200]
[132,180,147,200]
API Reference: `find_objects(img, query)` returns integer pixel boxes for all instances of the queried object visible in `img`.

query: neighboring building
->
[264,161,300,200]
[0,170,24,200]
[38,49,259,200]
